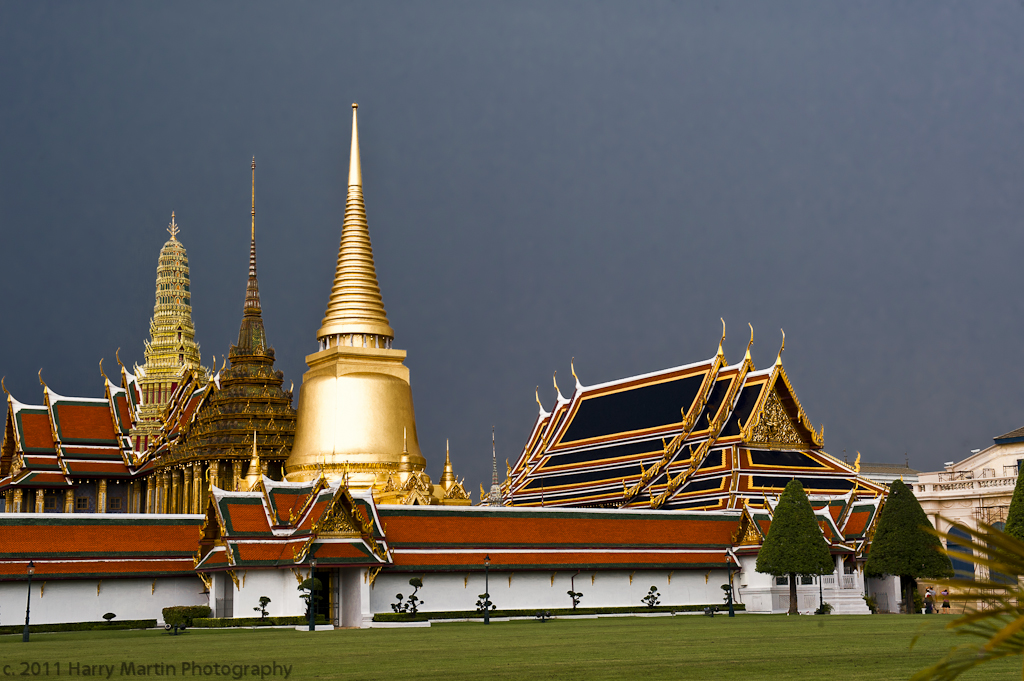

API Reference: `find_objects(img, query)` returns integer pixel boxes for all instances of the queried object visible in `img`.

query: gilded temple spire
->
[316,103,395,345]
[488,427,502,506]
[238,159,266,353]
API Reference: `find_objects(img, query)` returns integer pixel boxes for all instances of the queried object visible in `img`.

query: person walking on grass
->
[924,587,935,614]
[941,588,950,614]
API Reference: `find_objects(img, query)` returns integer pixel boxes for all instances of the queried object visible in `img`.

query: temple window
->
[109,497,121,511]
[75,497,89,511]
[43,495,56,511]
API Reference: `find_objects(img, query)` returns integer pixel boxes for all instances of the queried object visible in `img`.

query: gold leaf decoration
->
[747,390,807,448]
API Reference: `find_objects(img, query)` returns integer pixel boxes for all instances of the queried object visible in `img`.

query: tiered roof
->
[506,329,885,511]
[194,478,389,572]
[0,372,142,493]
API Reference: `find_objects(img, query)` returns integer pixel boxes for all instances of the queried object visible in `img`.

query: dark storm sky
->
[2,2,1024,491]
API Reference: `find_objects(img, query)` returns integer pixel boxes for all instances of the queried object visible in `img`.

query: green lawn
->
[0,614,1018,680]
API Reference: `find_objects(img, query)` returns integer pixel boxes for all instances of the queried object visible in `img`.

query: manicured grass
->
[1,614,1018,680]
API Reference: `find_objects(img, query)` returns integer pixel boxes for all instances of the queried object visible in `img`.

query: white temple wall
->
[368,569,733,616]
[224,569,309,619]
[0,576,206,626]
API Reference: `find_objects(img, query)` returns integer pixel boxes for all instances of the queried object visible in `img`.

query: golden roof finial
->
[854,451,861,473]
[1,376,8,397]
[440,438,456,489]
[38,368,47,389]
[99,359,108,383]
[167,212,179,240]
[553,371,561,399]
[316,103,394,342]
[717,318,726,360]
[775,329,786,367]
[571,357,581,389]
[744,323,754,363]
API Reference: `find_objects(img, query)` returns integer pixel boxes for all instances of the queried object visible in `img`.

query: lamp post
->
[23,561,35,643]
[484,554,490,625]
[727,570,735,618]
[307,558,317,632]
[818,574,824,614]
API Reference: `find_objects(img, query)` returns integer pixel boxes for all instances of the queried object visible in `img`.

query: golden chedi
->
[286,105,468,505]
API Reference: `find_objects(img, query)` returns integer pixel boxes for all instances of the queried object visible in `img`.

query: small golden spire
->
[854,451,861,473]
[553,371,561,398]
[317,103,394,342]
[744,323,754,363]
[717,318,726,360]
[571,357,581,388]
[167,212,179,240]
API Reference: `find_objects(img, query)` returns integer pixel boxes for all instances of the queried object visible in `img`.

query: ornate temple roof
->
[505,327,884,512]
[0,372,140,492]
[156,160,296,477]
[0,514,203,581]
[194,479,389,571]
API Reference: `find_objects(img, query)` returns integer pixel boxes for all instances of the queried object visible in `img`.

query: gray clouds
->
[1,1,1023,490]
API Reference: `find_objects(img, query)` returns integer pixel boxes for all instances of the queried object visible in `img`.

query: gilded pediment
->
[746,390,807,447]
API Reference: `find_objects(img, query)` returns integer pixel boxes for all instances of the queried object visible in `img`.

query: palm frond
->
[913,519,1024,680]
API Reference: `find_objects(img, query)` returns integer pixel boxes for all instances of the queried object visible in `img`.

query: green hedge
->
[373,603,744,622]
[162,605,212,628]
[193,615,327,628]
[0,619,157,635]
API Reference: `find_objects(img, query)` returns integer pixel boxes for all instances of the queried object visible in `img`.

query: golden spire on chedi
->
[316,103,395,344]
[287,105,467,504]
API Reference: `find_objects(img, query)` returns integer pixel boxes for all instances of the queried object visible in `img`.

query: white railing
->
[821,575,836,587]
[842,575,856,589]
[924,475,1017,493]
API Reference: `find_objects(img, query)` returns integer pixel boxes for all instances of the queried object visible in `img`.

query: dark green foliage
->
[161,605,211,629]
[192,615,327,628]
[0,619,155,635]
[567,590,583,609]
[475,592,495,614]
[253,596,271,620]
[1003,465,1024,543]
[865,480,953,580]
[755,479,835,577]
[392,578,425,614]
[102,613,116,623]
[642,586,660,608]
[298,578,323,617]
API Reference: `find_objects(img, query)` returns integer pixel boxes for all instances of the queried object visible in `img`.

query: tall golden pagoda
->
[152,159,297,513]
[285,105,468,505]
[129,214,205,454]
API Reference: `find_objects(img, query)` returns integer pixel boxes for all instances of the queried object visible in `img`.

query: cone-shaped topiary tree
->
[865,479,952,613]
[1003,465,1024,543]
[755,478,835,614]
